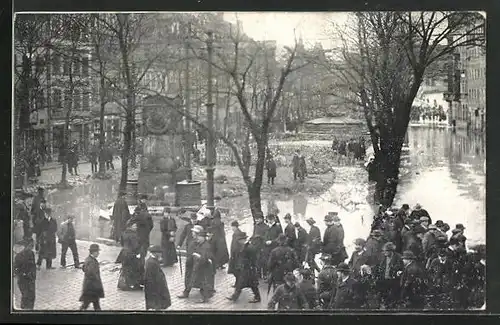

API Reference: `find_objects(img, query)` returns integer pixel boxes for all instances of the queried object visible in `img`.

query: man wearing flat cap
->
[305,217,322,274]
[14,239,36,310]
[317,254,338,309]
[80,244,104,311]
[178,228,214,303]
[400,250,427,309]
[227,232,261,303]
[144,245,171,310]
[323,213,348,266]
[376,242,404,309]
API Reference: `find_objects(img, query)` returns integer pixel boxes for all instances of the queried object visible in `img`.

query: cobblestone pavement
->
[13,240,270,311]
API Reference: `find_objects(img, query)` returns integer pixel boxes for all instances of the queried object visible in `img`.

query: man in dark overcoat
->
[80,244,104,311]
[128,202,154,260]
[400,250,427,309]
[144,245,171,310]
[252,214,268,278]
[177,213,197,253]
[333,262,360,309]
[364,229,386,267]
[322,213,348,266]
[160,208,178,267]
[283,214,296,248]
[211,209,229,269]
[228,220,244,284]
[110,191,131,243]
[294,222,308,264]
[267,234,299,291]
[36,208,57,269]
[177,229,215,303]
[227,232,261,303]
[375,242,404,309]
[427,249,454,309]
[206,227,217,296]
[348,238,369,279]
[31,188,46,251]
[268,273,309,310]
[15,190,32,241]
[14,239,37,310]
[305,217,322,273]
[292,150,300,181]
[317,254,338,309]
[262,214,282,280]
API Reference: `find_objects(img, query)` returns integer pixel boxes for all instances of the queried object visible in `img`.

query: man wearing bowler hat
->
[144,245,171,310]
[317,253,338,309]
[323,213,348,266]
[333,262,359,309]
[400,250,427,309]
[80,244,104,311]
[305,217,322,274]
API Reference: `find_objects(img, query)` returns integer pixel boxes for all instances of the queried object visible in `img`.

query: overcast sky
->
[223,12,350,50]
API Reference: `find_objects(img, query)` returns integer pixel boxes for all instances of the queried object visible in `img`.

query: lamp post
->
[205,31,215,208]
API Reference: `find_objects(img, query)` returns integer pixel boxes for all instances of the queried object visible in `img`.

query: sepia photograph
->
[12,11,486,312]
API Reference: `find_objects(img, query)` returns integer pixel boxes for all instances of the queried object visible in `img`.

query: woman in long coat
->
[211,210,229,269]
[110,192,131,243]
[160,212,178,267]
[37,213,57,269]
[144,246,171,310]
[117,224,142,290]
[228,221,244,278]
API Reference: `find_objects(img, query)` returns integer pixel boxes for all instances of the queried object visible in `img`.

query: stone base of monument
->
[138,167,190,196]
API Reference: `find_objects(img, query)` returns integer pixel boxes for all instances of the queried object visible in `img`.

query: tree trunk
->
[60,122,69,186]
[248,136,268,221]
[119,110,133,193]
[248,184,263,222]
[98,78,106,175]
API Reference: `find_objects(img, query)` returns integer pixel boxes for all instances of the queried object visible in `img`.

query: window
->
[82,57,89,77]
[74,89,81,109]
[53,89,62,108]
[52,54,61,75]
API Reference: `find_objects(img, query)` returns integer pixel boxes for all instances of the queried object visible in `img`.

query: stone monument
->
[138,95,188,195]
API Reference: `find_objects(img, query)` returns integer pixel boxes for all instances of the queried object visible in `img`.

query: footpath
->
[12,240,271,311]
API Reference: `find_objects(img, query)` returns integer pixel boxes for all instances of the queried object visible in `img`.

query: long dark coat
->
[30,194,44,228]
[266,159,277,178]
[160,217,178,266]
[80,255,104,301]
[267,245,299,285]
[144,256,171,310]
[294,226,308,262]
[188,240,214,290]
[14,248,37,309]
[364,236,385,266]
[177,223,195,253]
[38,218,57,260]
[284,223,296,248]
[428,257,454,308]
[298,278,318,309]
[323,224,348,265]
[268,283,309,310]
[334,277,360,309]
[234,242,260,289]
[261,223,281,272]
[128,210,154,252]
[117,229,142,289]
[307,225,322,256]
[317,265,338,308]
[110,197,131,242]
[404,235,424,263]
[211,219,229,267]
[228,228,244,275]
[400,261,427,309]
[292,154,300,174]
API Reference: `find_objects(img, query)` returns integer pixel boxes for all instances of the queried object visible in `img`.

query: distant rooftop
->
[305,117,364,125]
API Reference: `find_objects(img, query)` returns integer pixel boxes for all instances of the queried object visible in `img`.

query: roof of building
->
[304,117,364,125]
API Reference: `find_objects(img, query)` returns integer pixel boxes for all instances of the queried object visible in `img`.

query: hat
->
[442,223,451,231]
[236,232,248,241]
[324,215,333,222]
[284,213,292,220]
[382,242,396,251]
[284,273,296,283]
[414,203,422,210]
[456,223,466,230]
[89,243,100,253]
[401,204,410,210]
[148,245,163,253]
[402,250,416,260]
[353,238,366,246]
[435,220,445,228]
[37,187,45,192]
[191,225,203,233]
[231,220,239,227]
[294,222,301,228]
[413,225,426,234]
[336,262,350,273]
[320,253,333,261]
[419,216,430,222]
[305,217,316,225]
[371,229,383,237]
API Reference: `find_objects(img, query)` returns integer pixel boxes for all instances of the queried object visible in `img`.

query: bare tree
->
[322,11,485,208]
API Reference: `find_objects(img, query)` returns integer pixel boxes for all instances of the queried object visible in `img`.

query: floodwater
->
[40,127,485,257]
[238,127,486,257]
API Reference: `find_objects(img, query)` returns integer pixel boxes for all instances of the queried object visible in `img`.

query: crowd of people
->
[13,184,485,311]
[331,136,367,165]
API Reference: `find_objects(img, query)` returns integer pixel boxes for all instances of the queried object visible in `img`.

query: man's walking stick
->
[178,249,183,276]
